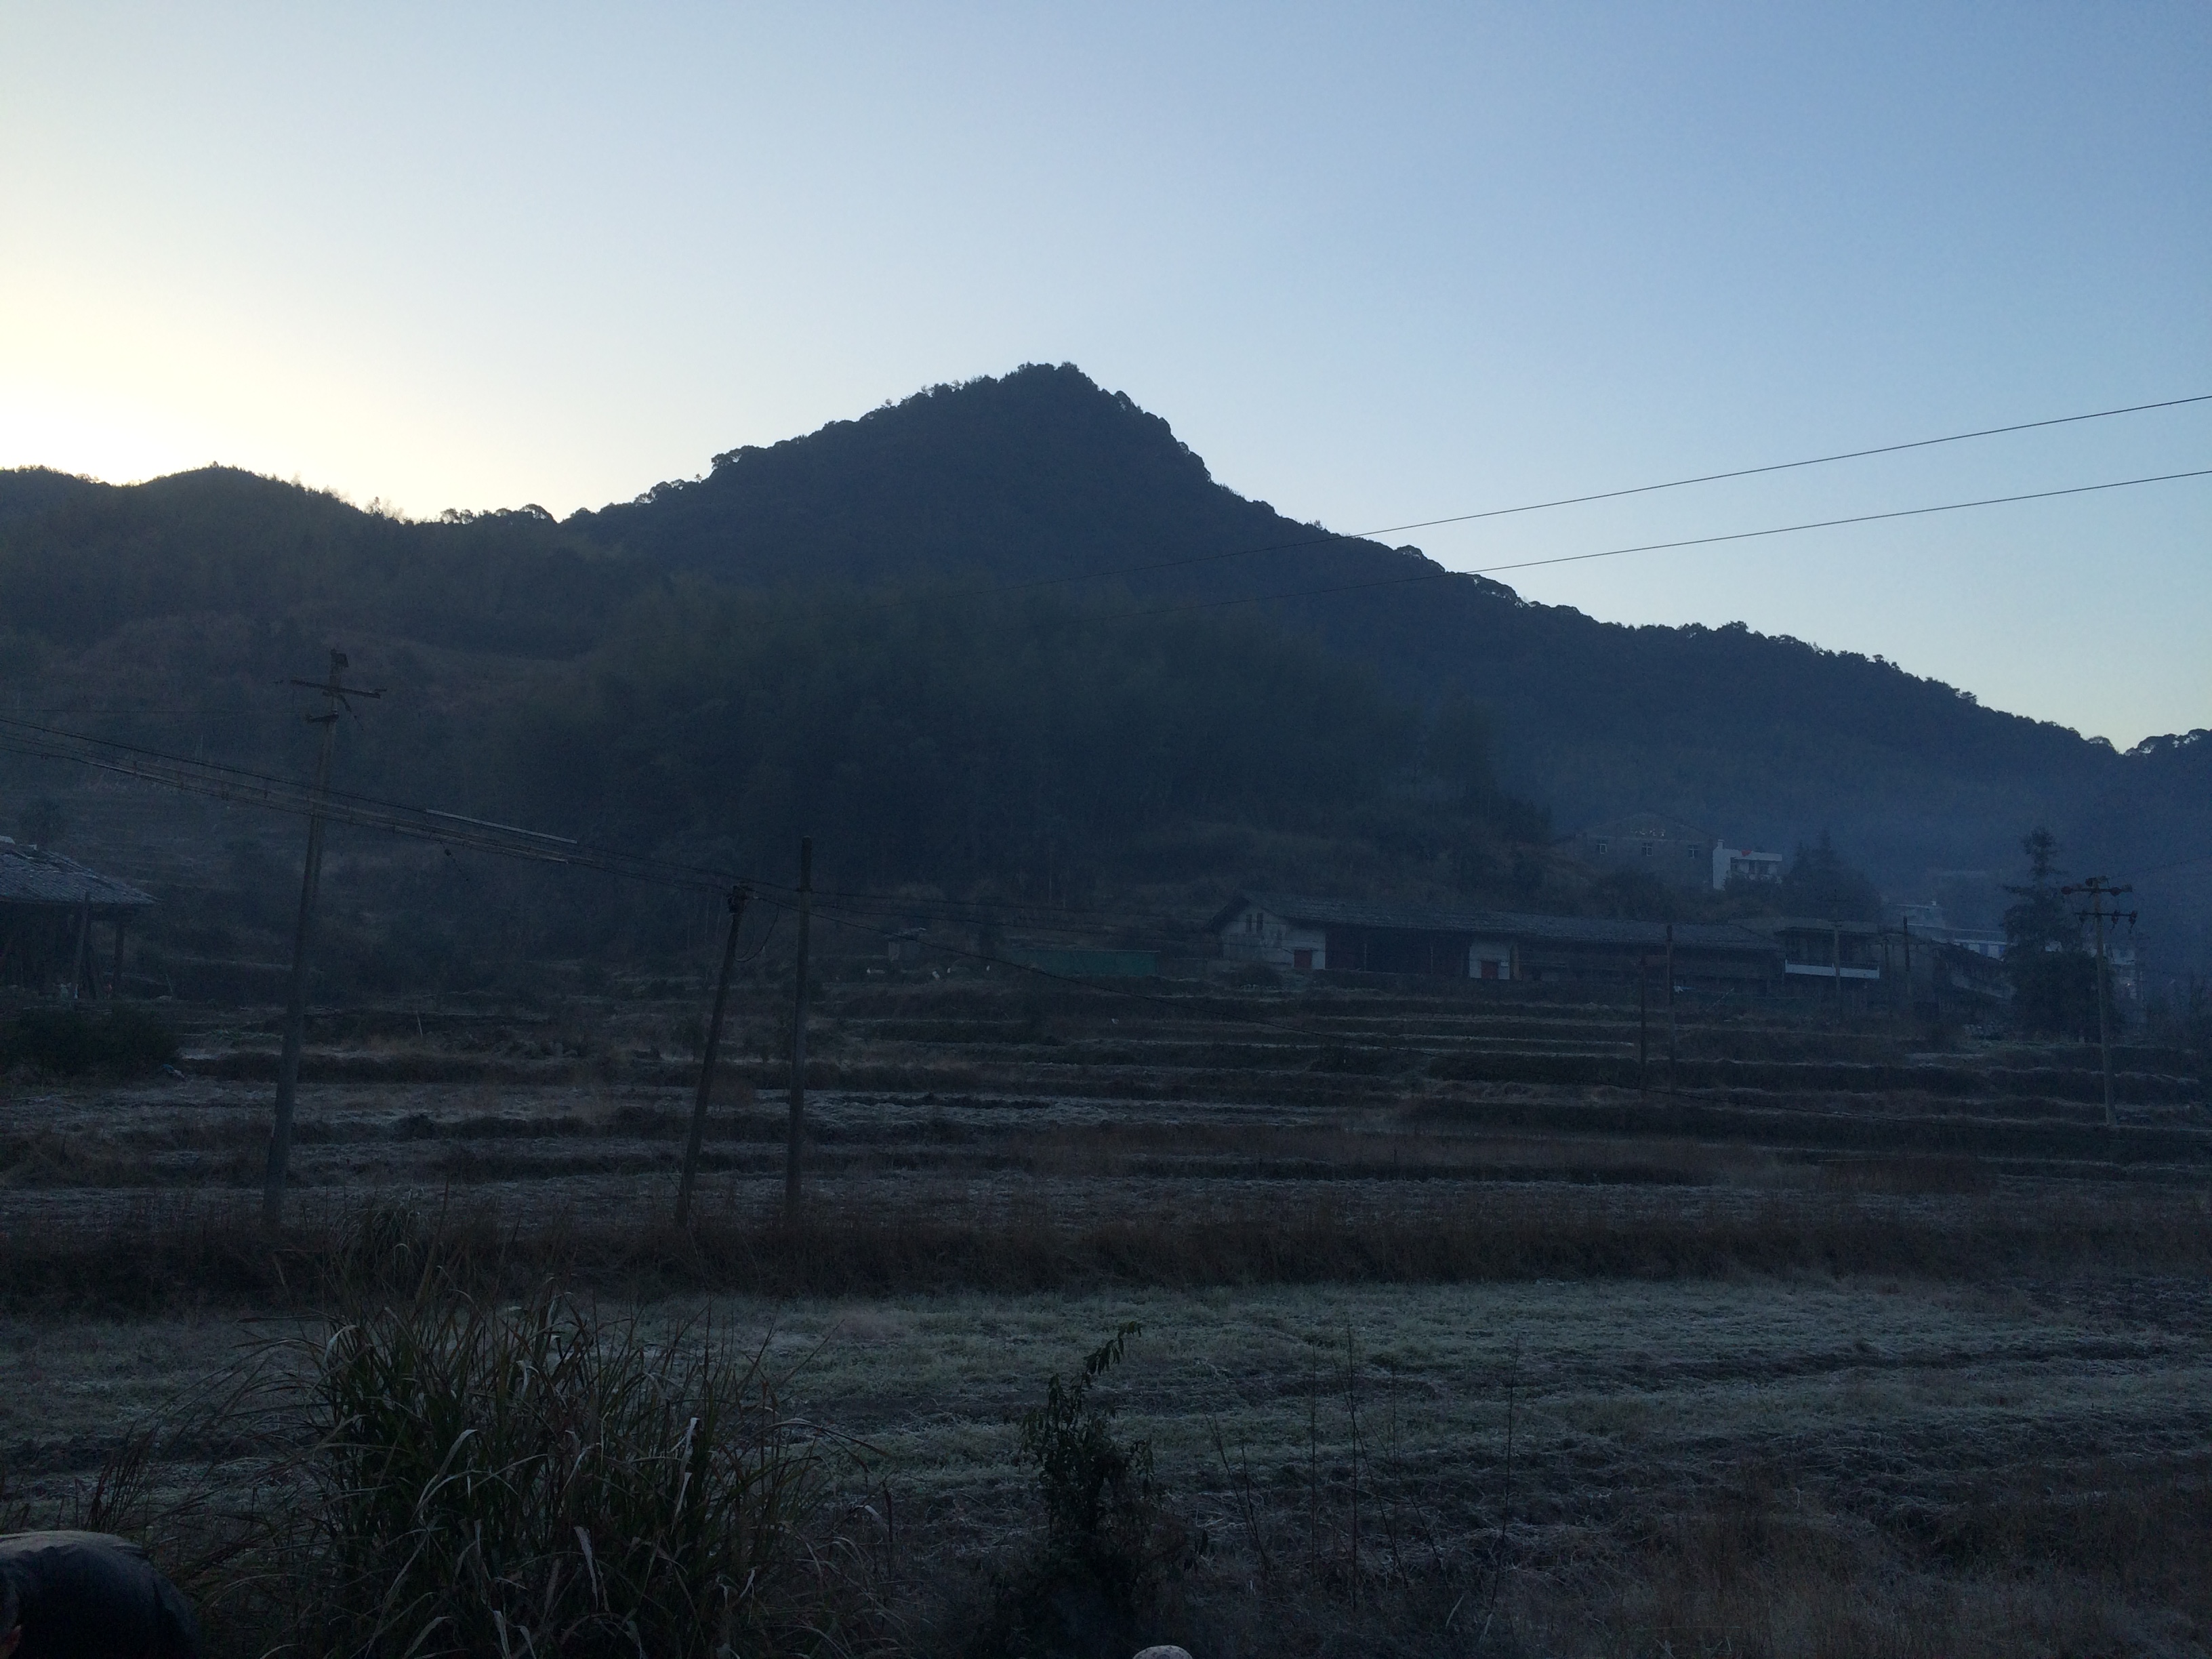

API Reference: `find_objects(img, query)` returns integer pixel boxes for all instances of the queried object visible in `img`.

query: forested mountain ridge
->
[562,365,2157,881]
[0,464,638,657]
[0,364,2203,974]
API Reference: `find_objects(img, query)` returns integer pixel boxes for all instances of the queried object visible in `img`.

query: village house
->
[1573,811,1721,892]
[1712,844,1786,890]
[1210,892,1782,992]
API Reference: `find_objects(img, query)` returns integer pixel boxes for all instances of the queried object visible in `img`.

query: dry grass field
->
[1,970,2207,1656]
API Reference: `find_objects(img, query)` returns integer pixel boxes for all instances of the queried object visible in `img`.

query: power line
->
[1108,467,2212,622]
[0,712,1177,928]
[972,392,2212,601]
[0,712,1206,928]
[0,718,734,893]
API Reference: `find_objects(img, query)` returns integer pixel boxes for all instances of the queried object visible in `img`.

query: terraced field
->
[3,971,2208,1655]
[7,973,2205,1221]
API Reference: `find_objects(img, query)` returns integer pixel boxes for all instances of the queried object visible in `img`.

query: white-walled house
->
[1218,897,1332,970]
[1712,845,1785,890]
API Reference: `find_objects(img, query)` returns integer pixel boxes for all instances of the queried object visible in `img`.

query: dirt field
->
[3,972,2208,1655]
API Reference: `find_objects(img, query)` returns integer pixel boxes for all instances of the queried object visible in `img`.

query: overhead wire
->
[959,392,2212,601]
[0,712,1171,928]
[1105,468,2212,621]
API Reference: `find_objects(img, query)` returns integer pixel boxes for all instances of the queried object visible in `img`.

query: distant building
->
[0,837,155,997]
[1210,891,1781,991]
[1712,844,1785,890]
[2104,938,2142,1002]
[1739,915,1885,993]
[1898,902,2006,960]
[1574,812,1718,893]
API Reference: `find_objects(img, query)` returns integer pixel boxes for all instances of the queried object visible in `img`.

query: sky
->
[3,3,2206,746]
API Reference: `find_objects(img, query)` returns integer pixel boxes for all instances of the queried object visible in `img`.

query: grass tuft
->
[291,1280,838,1658]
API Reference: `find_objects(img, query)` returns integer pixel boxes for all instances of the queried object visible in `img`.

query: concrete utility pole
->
[1637,955,1649,1097]
[676,884,751,1227]
[1898,916,1913,1025]
[263,649,380,1231]
[785,836,813,1222]
[2062,876,2136,1128]
[1830,918,1844,1021]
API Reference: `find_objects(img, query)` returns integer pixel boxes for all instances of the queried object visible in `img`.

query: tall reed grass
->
[293,1283,834,1658]
[3,1213,878,1658]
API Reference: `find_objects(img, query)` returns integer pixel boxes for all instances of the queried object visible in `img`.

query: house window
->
[1640,842,1653,857]
[1292,948,1313,970]
[1595,839,1609,855]
[1479,958,1500,979]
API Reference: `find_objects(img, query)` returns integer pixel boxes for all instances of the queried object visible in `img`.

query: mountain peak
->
[568,363,1242,586]
[708,362,1200,480]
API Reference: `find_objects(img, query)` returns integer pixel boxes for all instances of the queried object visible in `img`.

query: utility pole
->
[785,836,813,1222]
[263,650,380,1231]
[1831,918,1843,1021]
[1898,916,1912,1025]
[1637,956,1649,1097]
[676,884,751,1227]
[2062,877,2136,1128]
[1664,922,1678,1094]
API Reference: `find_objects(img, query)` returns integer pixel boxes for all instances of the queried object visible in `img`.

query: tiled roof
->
[1737,915,1884,939]
[1218,891,1774,954]
[0,841,155,907]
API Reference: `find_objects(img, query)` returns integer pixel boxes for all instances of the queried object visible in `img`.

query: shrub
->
[969,1323,1191,1658]
[1021,1323,1157,1589]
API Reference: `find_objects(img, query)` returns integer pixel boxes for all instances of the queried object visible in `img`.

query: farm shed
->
[1499,912,1782,992]
[0,838,155,997]
[1740,916,1886,994]
[1211,892,1782,991]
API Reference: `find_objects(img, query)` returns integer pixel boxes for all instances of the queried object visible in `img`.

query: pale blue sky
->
[3,3,2206,744]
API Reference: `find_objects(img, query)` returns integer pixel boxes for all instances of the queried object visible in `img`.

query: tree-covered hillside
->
[565,365,2152,881]
[0,364,2202,975]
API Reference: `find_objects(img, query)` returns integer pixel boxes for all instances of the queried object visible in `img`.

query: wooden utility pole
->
[785,836,813,1221]
[676,884,751,1227]
[2063,876,2136,1128]
[263,650,379,1231]
[1664,922,1677,1094]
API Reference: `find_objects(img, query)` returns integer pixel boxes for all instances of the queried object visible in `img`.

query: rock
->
[1132,1649,1193,1659]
